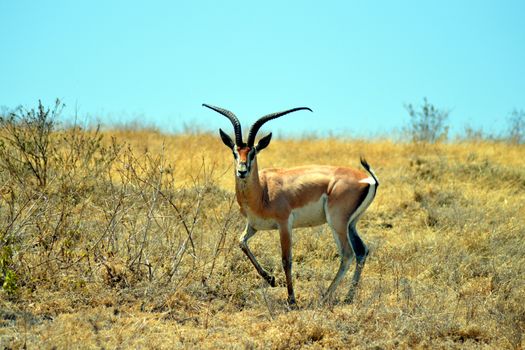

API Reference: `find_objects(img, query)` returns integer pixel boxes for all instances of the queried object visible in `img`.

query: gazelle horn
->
[203,104,243,145]
[247,107,312,147]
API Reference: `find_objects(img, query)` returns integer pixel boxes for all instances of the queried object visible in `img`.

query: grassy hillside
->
[1,122,524,348]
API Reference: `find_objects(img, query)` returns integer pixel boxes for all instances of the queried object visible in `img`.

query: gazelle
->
[203,104,379,305]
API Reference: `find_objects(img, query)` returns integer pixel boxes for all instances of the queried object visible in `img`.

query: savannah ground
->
[0,109,524,348]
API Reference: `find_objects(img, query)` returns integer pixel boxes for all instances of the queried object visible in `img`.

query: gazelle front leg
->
[239,223,276,287]
[278,220,296,306]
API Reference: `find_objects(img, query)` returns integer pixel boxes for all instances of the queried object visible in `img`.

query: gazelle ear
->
[255,132,272,152]
[219,129,235,149]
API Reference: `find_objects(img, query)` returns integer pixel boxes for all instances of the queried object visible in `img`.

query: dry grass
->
[1,127,524,349]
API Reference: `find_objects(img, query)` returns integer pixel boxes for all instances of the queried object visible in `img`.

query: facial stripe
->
[236,147,252,162]
[234,146,256,178]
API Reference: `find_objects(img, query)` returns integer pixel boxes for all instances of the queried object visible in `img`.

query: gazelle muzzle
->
[236,162,249,178]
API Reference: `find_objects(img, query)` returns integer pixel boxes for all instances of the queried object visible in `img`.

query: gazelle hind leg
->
[345,222,369,303]
[239,223,276,287]
[321,226,353,304]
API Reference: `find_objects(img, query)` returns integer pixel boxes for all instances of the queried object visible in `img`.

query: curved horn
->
[203,104,243,145]
[247,107,312,147]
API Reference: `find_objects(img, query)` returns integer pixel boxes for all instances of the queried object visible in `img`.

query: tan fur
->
[234,149,377,305]
[236,159,370,227]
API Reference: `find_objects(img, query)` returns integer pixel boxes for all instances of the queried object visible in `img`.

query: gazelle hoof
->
[264,275,276,287]
[344,292,356,304]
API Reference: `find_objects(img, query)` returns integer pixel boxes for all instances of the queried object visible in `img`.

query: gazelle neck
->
[235,158,264,210]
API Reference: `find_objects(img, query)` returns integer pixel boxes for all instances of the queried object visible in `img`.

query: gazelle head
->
[203,104,312,179]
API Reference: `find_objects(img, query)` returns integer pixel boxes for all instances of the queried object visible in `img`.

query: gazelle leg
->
[239,223,276,287]
[345,223,369,303]
[278,221,296,305]
[321,228,353,304]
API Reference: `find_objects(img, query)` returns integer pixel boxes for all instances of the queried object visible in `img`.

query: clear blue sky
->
[1,1,524,137]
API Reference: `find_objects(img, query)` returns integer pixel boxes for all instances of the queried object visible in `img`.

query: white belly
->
[244,194,328,231]
[246,210,279,231]
[291,194,327,228]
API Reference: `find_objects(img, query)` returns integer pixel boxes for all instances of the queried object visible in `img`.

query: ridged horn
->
[203,104,243,145]
[247,107,312,147]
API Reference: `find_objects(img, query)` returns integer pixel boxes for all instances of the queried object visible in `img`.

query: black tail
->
[360,157,379,187]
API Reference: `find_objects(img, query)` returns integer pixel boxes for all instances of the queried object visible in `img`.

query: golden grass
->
[1,130,524,349]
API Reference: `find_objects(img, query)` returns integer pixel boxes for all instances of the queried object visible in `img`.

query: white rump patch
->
[348,182,377,225]
[359,177,376,185]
